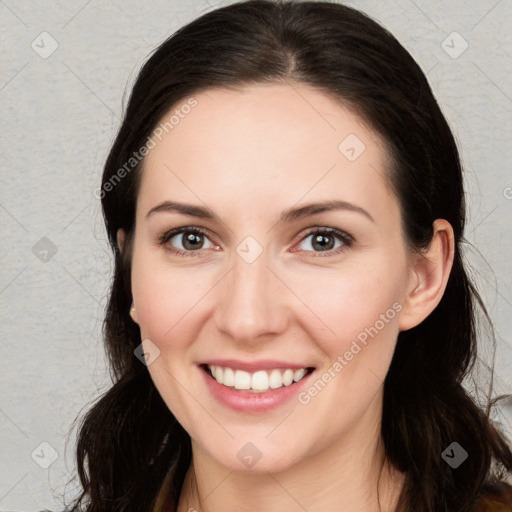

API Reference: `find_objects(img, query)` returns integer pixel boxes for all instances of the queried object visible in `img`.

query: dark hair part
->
[66,1,512,510]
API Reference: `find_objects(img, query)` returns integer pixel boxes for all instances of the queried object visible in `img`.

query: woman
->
[66,1,512,511]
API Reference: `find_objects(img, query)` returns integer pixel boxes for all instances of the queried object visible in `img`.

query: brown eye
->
[159,227,215,256]
[294,228,353,257]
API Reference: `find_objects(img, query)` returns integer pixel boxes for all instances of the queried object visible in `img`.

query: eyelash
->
[158,226,354,258]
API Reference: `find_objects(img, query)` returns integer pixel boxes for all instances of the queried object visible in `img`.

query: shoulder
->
[472,482,512,512]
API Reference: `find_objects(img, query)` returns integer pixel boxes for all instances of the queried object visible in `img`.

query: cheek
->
[130,246,223,360]
[297,264,403,426]
[289,256,405,351]
[134,279,203,345]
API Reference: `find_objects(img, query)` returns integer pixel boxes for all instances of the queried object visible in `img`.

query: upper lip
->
[200,359,314,372]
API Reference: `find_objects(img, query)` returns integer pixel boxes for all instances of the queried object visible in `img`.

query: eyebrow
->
[146,199,374,224]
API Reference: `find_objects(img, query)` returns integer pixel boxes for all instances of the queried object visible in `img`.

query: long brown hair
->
[65,1,512,510]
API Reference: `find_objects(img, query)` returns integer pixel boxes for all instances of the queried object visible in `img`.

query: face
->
[127,83,416,473]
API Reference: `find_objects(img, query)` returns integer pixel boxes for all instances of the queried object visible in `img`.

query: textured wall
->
[1,0,511,510]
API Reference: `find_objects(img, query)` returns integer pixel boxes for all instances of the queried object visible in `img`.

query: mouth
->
[200,363,316,394]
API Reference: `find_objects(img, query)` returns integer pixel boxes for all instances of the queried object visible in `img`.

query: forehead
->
[138,83,397,225]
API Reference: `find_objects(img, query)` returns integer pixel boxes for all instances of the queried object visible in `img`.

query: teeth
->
[206,365,309,393]
[234,369,251,390]
[223,367,234,387]
[269,369,283,389]
[251,370,268,391]
[214,366,223,384]
[294,368,307,382]
[283,369,294,386]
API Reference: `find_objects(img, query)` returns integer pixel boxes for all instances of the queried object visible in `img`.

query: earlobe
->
[117,229,125,254]
[130,303,139,324]
[398,219,455,331]
[116,229,138,323]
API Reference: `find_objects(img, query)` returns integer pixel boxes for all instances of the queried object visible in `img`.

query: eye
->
[159,226,354,258]
[292,227,353,257]
[159,226,217,257]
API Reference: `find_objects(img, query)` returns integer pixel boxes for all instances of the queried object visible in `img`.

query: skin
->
[117,83,454,512]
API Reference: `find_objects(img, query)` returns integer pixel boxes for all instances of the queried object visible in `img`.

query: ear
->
[116,229,139,323]
[129,303,139,324]
[117,229,126,254]
[398,219,455,331]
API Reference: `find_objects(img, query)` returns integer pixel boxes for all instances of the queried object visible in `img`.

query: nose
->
[213,248,289,346]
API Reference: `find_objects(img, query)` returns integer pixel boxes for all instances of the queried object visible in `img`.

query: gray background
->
[1,0,511,510]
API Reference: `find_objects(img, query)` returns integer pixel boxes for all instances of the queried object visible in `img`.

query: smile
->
[199,362,316,413]
[205,364,313,393]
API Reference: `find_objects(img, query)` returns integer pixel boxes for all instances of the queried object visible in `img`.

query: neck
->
[177,390,405,512]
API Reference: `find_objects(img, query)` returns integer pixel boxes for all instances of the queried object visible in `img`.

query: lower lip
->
[199,365,315,413]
